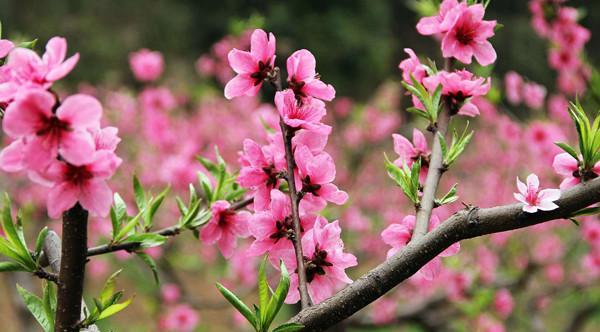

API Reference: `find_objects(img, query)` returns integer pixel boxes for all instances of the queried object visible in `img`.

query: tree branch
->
[412,58,452,241]
[288,177,600,331]
[279,119,312,309]
[55,204,89,332]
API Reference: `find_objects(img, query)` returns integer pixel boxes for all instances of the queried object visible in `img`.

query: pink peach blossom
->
[493,289,514,318]
[224,29,276,99]
[200,200,250,258]
[284,217,357,304]
[398,48,427,83]
[441,4,497,65]
[294,145,348,211]
[416,0,465,36]
[42,150,122,218]
[1,89,101,169]
[0,37,79,102]
[287,49,335,101]
[514,173,561,213]
[275,89,330,134]
[129,49,164,82]
[522,82,547,109]
[423,69,490,116]
[158,304,200,332]
[504,71,523,105]
[392,128,429,168]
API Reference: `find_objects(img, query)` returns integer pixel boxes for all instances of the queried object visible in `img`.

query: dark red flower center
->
[64,164,94,185]
[301,175,322,195]
[269,215,298,242]
[36,115,70,138]
[250,59,273,86]
[304,245,333,283]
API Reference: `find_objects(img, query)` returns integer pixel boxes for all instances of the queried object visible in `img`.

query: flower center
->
[304,245,333,283]
[455,22,476,45]
[64,164,94,185]
[269,215,297,242]
[36,115,70,138]
[250,59,273,86]
[301,175,322,195]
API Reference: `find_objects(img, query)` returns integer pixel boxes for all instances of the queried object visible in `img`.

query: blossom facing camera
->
[224,29,276,99]
[200,200,250,258]
[514,173,561,213]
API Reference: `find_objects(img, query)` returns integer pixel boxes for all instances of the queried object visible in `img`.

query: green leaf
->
[187,209,212,229]
[216,282,256,329]
[100,269,122,305]
[17,284,52,332]
[136,252,159,284]
[264,261,291,330]
[437,184,458,206]
[272,323,305,332]
[0,261,26,272]
[555,142,579,160]
[133,175,146,211]
[18,39,37,49]
[144,187,170,228]
[42,282,56,329]
[125,233,167,249]
[96,297,134,321]
[570,206,600,217]
[258,257,269,326]
[438,132,448,162]
[114,209,144,243]
[198,172,214,202]
[34,227,49,258]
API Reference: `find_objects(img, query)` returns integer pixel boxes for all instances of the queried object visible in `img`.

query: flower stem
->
[412,58,453,242]
[280,119,312,309]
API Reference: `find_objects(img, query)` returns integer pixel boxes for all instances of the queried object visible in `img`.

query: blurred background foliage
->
[1,0,598,100]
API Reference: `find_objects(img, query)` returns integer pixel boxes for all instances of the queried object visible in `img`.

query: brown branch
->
[279,118,311,309]
[55,204,88,332]
[288,177,600,331]
[412,58,453,241]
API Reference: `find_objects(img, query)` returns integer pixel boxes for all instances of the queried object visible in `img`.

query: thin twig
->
[412,58,453,241]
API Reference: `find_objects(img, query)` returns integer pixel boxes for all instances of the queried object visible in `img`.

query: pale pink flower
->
[42,150,122,218]
[284,217,357,304]
[504,71,523,105]
[522,82,546,109]
[247,189,315,266]
[129,49,164,82]
[158,304,200,332]
[1,89,101,169]
[139,87,177,112]
[0,37,79,102]
[398,48,427,83]
[224,29,276,99]
[416,0,465,36]
[514,174,561,213]
[423,69,490,116]
[441,4,497,65]
[294,145,348,212]
[200,200,250,258]
[493,289,514,318]
[532,234,564,263]
[90,126,121,152]
[275,89,330,134]
[286,49,335,101]
[381,215,460,280]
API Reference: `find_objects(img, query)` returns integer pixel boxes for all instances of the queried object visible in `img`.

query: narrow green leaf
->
[272,322,305,332]
[216,282,256,329]
[114,209,144,243]
[17,284,52,332]
[264,261,291,330]
[125,233,167,249]
[97,297,134,321]
[555,142,579,160]
[42,282,56,329]
[133,175,146,211]
[258,257,270,326]
[0,261,25,272]
[136,252,159,284]
[34,227,49,257]
[100,269,122,305]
